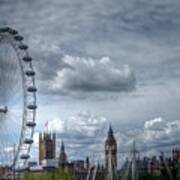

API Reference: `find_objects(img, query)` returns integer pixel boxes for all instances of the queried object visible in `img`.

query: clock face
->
[105,144,117,152]
[112,145,116,150]
[105,145,109,151]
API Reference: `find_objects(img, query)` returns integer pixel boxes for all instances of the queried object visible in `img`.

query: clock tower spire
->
[105,124,117,170]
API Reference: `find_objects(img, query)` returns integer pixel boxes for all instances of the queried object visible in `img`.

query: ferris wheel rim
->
[0,27,37,169]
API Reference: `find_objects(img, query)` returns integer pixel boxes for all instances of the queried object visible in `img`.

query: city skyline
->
[0,0,180,165]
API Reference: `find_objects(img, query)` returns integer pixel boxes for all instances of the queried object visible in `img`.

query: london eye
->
[0,27,37,170]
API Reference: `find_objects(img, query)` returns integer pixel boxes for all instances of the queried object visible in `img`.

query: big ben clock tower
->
[105,124,117,170]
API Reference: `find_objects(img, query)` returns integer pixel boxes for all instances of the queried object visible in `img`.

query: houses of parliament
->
[39,125,118,178]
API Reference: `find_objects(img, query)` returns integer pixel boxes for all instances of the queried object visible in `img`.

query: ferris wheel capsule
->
[0,106,8,113]
[25,70,35,76]
[27,86,37,92]
[24,138,34,145]
[26,121,36,127]
[19,44,28,50]
[23,56,32,62]
[27,104,37,110]
[8,29,18,35]
[14,35,24,41]
[0,27,11,33]
[20,154,30,160]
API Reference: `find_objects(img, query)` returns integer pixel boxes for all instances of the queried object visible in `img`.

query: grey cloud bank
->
[0,0,180,160]
[44,56,136,95]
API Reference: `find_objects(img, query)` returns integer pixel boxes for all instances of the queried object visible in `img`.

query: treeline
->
[21,169,75,180]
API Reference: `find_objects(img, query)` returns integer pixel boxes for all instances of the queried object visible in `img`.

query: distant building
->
[39,132,56,165]
[148,156,161,176]
[72,160,85,170]
[59,141,67,168]
[28,161,38,168]
[35,126,120,179]
[84,156,90,170]
[105,124,117,170]
[27,126,180,180]
[172,148,180,162]
[0,166,11,178]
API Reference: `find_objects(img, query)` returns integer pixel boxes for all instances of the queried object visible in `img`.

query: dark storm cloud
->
[0,0,180,85]
[0,0,180,57]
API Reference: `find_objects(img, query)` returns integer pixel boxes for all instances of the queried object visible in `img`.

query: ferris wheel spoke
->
[0,44,22,104]
[0,139,10,165]
[0,116,19,148]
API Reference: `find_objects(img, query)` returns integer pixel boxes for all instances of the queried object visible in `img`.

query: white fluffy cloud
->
[46,112,107,138]
[47,55,136,95]
[67,112,107,137]
[48,118,66,133]
[135,117,180,152]
[113,117,180,155]
[143,117,180,140]
[144,117,167,130]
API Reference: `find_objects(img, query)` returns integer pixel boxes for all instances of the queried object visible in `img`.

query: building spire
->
[59,140,67,168]
[61,140,65,152]
[108,123,114,138]
[109,123,113,133]
[105,123,117,176]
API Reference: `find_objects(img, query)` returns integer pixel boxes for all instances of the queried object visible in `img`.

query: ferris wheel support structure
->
[0,27,37,170]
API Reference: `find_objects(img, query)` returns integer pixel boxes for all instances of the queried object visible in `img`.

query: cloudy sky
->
[0,0,180,166]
